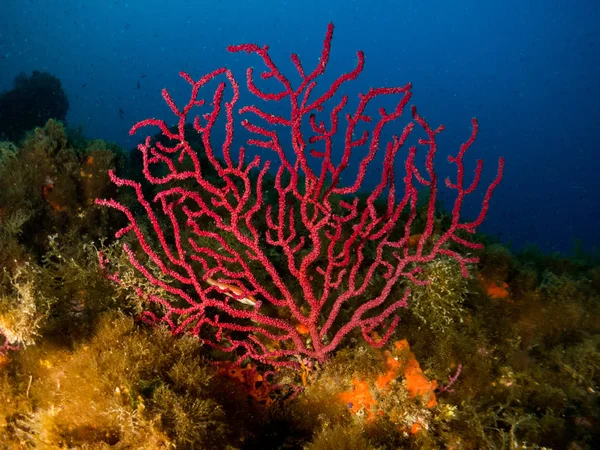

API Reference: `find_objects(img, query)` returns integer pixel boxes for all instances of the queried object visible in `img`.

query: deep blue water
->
[1,0,598,255]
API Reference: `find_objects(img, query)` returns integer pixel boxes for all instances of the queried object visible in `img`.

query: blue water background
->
[1,0,598,255]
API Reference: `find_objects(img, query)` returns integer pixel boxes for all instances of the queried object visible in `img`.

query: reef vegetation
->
[0,120,598,449]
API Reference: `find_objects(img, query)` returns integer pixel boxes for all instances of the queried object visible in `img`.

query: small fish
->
[206,278,256,306]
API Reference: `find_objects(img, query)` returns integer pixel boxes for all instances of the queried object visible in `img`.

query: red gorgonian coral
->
[97,23,504,368]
